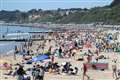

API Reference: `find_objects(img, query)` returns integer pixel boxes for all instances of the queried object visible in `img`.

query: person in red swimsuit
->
[51,55,55,63]
[83,63,90,80]
[87,55,92,63]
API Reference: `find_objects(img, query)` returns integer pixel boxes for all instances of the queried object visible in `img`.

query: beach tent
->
[108,34,113,40]
[32,54,49,62]
[108,40,114,44]
[116,48,120,52]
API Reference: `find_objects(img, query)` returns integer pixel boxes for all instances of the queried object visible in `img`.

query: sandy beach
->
[1,51,120,80]
[0,30,120,80]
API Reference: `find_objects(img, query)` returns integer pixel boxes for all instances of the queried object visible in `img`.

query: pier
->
[0,32,54,42]
[0,38,54,42]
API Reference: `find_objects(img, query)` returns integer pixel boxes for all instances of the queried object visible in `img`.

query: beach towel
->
[32,54,49,62]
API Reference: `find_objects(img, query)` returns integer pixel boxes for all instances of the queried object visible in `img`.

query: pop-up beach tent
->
[116,48,120,52]
[32,54,49,62]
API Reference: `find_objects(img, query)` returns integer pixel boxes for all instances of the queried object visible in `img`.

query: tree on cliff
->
[110,0,120,7]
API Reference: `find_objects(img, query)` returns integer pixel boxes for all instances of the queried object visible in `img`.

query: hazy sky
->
[0,0,113,11]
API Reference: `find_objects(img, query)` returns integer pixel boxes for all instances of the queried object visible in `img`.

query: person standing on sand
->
[48,46,52,55]
[17,65,26,80]
[34,65,41,80]
[32,65,36,80]
[14,45,18,60]
[51,55,55,63]
[95,49,99,56]
[34,65,45,80]
[58,47,62,58]
[39,66,45,80]
[112,60,117,79]
[83,63,90,80]
[87,55,91,63]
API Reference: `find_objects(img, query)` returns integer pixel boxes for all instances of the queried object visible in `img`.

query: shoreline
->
[1,23,120,30]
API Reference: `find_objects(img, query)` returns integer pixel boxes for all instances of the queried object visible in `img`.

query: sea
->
[0,25,49,54]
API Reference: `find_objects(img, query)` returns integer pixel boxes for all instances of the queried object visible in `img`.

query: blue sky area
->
[0,0,113,11]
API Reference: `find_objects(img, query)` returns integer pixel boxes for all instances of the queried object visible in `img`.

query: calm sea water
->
[0,25,49,54]
[0,25,48,34]
[0,41,22,54]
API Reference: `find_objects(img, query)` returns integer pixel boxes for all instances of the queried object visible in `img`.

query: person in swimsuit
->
[83,63,90,80]
[112,60,117,79]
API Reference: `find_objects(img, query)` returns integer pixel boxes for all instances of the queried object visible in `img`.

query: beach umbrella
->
[32,54,49,62]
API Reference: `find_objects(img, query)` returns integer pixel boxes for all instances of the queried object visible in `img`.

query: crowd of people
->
[2,30,120,80]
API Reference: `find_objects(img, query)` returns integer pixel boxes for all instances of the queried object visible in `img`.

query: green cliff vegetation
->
[0,0,120,24]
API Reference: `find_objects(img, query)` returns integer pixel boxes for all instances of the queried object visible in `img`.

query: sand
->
[0,39,120,80]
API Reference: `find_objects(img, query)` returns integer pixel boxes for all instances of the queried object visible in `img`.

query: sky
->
[0,0,113,11]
